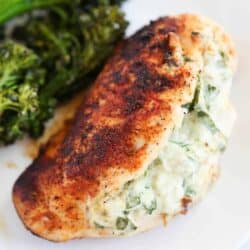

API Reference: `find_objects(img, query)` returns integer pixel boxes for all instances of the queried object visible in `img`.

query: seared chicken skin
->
[13,14,236,242]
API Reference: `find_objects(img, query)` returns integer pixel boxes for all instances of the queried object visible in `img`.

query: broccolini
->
[0,0,128,144]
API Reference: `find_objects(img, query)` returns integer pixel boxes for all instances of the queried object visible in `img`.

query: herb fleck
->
[207,84,217,93]
[197,111,219,134]
[126,195,141,209]
[219,50,229,66]
[94,222,105,229]
[123,210,129,215]
[169,140,190,150]
[129,221,138,230]
[185,187,196,197]
[183,55,193,62]
[182,102,192,111]
[116,217,128,230]
[191,31,200,36]
[144,199,157,214]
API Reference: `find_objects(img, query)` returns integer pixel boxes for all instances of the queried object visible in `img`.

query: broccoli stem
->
[0,0,71,25]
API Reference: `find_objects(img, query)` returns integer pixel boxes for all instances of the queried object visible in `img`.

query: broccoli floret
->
[0,41,49,144]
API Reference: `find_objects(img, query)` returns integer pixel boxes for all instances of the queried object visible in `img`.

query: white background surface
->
[0,0,250,249]
[242,242,250,250]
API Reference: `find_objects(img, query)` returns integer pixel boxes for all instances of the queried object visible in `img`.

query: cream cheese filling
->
[87,45,235,235]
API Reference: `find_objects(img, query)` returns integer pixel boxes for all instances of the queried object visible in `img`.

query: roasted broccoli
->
[0,41,48,143]
[0,0,128,144]
[14,2,128,99]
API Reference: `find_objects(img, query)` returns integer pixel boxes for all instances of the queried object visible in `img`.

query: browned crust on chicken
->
[12,14,235,241]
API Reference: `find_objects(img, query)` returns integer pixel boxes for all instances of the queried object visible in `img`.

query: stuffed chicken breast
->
[13,14,236,242]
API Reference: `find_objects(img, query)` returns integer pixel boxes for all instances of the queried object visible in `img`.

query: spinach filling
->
[91,48,233,234]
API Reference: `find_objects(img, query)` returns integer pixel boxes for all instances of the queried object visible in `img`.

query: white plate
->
[1,0,250,249]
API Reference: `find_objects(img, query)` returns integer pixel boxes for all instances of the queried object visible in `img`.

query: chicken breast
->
[13,14,236,242]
